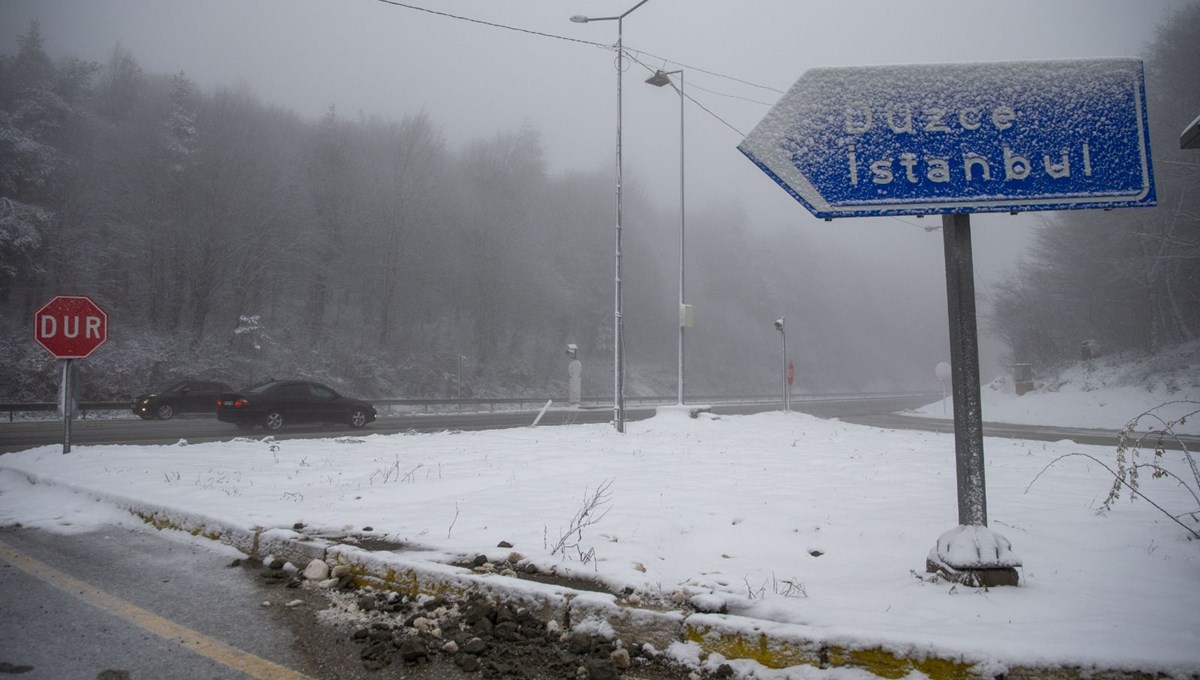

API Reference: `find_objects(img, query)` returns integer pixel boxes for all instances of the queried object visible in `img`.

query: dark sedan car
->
[132,379,233,420]
[216,380,376,432]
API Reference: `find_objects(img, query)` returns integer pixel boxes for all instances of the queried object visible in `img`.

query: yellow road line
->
[0,537,314,680]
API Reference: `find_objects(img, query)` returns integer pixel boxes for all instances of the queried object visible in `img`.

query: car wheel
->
[264,411,284,431]
[235,421,256,432]
[156,404,175,420]
[348,409,369,428]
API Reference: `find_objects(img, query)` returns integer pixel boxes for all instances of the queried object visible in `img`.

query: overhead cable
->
[371,0,785,101]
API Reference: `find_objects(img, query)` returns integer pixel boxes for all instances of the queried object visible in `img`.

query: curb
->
[4,470,1186,680]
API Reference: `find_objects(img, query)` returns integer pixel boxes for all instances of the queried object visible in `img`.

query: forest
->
[1,4,1197,402]
[987,6,1200,364]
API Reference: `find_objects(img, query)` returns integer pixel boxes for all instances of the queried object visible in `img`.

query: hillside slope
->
[912,341,1200,435]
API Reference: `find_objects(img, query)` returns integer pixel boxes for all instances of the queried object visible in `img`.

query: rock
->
[303,559,330,580]
[317,578,339,589]
[713,663,735,679]
[260,601,271,607]
[360,641,391,670]
[471,554,488,567]
[494,621,520,641]
[351,628,370,641]
[293,522,306,530]
[567,631,594,655]
[397,637,427,664]
[228,558,242,568]
[285,599,304,608]
[267,558,286,570]
[358,595,377,612]
[413,617,432,633]
[456,654,481,672]
[442,640,459,654]
[610,648,631,670]
[471,617,493,638]
[331,564,352,578]
[585,657,618,680]
[462,637,487,655]
[507,551,524,563]
[497,540,513,548]
[285,578,302,589]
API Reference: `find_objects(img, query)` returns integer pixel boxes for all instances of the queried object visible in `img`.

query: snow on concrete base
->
[653,404,716,420]
[930,524,1022,569]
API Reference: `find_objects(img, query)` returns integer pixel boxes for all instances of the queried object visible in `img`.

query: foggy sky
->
[1,0,1189,376]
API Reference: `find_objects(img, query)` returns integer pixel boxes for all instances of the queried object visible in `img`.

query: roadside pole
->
[62,359,73,454]
[942,214,985,526]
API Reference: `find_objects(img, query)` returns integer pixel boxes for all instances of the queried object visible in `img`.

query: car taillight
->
[235,398,249,408]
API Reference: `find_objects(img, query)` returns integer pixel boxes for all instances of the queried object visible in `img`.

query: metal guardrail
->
[0,392,932,421]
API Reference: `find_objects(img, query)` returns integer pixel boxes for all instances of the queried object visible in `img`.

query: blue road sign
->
[738,59,1156,219]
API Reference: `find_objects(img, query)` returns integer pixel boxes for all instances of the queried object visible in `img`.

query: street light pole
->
[774,318,789,412]
[645,69,686,405]
[570,0,652,433]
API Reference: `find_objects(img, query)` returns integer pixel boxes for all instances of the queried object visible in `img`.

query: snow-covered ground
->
[913,341,1200,435]
[1,349,1198,678]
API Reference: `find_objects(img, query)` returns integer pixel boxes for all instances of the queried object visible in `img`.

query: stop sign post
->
[34,295,108,453]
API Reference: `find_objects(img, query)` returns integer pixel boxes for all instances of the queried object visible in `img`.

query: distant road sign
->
[34,295,108,359]
[738,59,1156,219]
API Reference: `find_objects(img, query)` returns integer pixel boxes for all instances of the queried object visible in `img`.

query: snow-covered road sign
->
[35,295,108,359]
[738,59,1156,219]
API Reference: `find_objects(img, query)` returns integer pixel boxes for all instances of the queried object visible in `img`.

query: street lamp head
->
[774,318,785,332]
[569,14,590,23]
[645,70,672,87]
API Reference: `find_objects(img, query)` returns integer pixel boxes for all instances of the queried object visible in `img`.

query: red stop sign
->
[34,295,108,358]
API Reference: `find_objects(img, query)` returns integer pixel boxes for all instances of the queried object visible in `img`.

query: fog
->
[1,0,1188,394]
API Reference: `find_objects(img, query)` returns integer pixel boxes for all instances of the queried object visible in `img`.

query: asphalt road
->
[0,394,934,454]
[0,526,697,679]
[841,412,1200,452]
[0,525,307,679]
[5,393,1192,454]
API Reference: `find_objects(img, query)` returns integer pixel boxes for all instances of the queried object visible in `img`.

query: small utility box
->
[1013,363,1034,396]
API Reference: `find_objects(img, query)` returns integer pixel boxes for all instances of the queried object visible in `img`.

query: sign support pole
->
[941,213,986,526]
[932,213,1020,586]
[62,358,73,454]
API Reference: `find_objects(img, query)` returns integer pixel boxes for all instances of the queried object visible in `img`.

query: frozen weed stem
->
[548,478,613,557]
